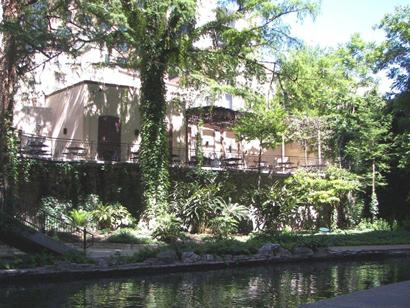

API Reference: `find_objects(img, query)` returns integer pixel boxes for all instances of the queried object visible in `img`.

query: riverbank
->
[1,244,410,284]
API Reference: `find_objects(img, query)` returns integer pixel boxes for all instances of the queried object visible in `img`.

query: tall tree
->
[0,0,86,210]
[0,0,24,210]
[234,100,285,177]
[376,5,410,221]
[81,0,318,225]
[276,38,391,215]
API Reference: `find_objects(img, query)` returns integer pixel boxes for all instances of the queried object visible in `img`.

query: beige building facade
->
[14,78,321,171]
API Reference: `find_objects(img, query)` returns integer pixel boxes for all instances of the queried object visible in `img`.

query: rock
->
[293,246,314,257]
[143,257,162,265]
[202,254,215,262]
[95,258,109,267]
[181,251,201,263]
[233,255,251,262]
[277,247,292,257]
[314,247,330,258]
[223,254,233,262]
[257,243,281,255]
[156,250,178,263]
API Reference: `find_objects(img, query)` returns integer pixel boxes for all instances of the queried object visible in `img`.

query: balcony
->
[18,133,326,173]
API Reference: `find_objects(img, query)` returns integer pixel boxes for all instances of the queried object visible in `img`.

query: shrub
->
[92,203,135,230]
[78,194,101,212]
[69,209,91,227]
[209,198,248,237]
[152,213,183,243]
[39,197,72,221]
[355,218,393,231]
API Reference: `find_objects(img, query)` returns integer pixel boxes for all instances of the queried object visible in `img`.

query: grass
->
[106,228,157,244]
[0,251,94,270]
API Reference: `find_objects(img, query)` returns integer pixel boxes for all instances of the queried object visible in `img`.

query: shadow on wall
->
[84,82,187,162]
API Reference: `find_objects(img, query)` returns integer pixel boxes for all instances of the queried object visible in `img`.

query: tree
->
[0,0,88,210]
[276,38,391,216]
[234,100,285,178]
[375,5,410,221]
[0,0,21,210]
[81,0,318,225]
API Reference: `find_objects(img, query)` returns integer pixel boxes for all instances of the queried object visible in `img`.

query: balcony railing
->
[17,133,326,173]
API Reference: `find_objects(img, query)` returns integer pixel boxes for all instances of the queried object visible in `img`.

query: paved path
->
[300,280,410,308]
[327,244,410,253]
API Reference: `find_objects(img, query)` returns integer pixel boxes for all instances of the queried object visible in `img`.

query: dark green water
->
[1,257,410,308]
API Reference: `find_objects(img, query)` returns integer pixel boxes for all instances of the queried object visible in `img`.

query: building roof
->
[187,106,242,128]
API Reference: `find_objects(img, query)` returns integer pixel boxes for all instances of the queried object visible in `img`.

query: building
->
[14,77,322,173]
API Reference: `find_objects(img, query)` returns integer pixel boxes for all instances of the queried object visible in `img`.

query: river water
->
[1,256,410,307]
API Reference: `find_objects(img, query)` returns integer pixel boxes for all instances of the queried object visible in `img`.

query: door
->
[98,116,121,161]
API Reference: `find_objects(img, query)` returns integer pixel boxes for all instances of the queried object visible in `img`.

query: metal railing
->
[19,133,135,162]
[185,146,326,172]
[17,133,327,173]
[15,208,94,252]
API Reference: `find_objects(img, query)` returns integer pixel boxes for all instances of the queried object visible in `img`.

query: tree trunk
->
[138,55,170,222]
[317,126,322,168]
[0,0,20,211]
[257,139,262,190]
[303,139,308,166]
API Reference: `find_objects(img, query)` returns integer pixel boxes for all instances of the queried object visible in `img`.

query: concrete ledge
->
[1,245,410,284]
[300,280,410,308]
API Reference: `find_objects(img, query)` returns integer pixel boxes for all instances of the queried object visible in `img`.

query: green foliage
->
[171,172,248,236]
[62,251,95,264]
[355,219,393,232]
[240,167,361,232]
[284,167,361,229]
[234,101,286,171]
[152,212,183,243]
[79,0,317,225]
[39,197,72,222]
[376,5,410,93]
[78,194,101,212]
[369,192,379,219]
[92,203,135,231]
[171,182,222,233]
[107,228,155,244]
[209,198,248,238]
[277,43,391,191]
[69,209,91,228]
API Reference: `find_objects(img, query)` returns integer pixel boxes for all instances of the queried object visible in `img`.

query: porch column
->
[281,135,286,173]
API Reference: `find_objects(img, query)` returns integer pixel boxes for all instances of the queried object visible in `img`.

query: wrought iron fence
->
[15,208,94,252]
[17,133,326,173]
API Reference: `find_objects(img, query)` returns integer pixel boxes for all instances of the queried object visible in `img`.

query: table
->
[221,157,243,168]
[63,146,87,158]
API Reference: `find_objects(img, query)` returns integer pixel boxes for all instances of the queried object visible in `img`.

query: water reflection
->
[1,257,409,308]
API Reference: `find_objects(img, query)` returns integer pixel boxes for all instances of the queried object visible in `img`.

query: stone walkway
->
[300,280,410,308]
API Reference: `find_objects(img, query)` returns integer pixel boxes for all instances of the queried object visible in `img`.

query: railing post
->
[83,227,86,252]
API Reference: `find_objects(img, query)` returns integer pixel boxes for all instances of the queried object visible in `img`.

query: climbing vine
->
[138,56,170,221]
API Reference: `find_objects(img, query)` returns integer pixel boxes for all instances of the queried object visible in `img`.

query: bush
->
[69,209,91,227]
[78,194,101,212]
[355,218,393,231]
[92,203,135,230]
[209,198,248,237]
[152,213,183,243]
[39,197,72,221]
